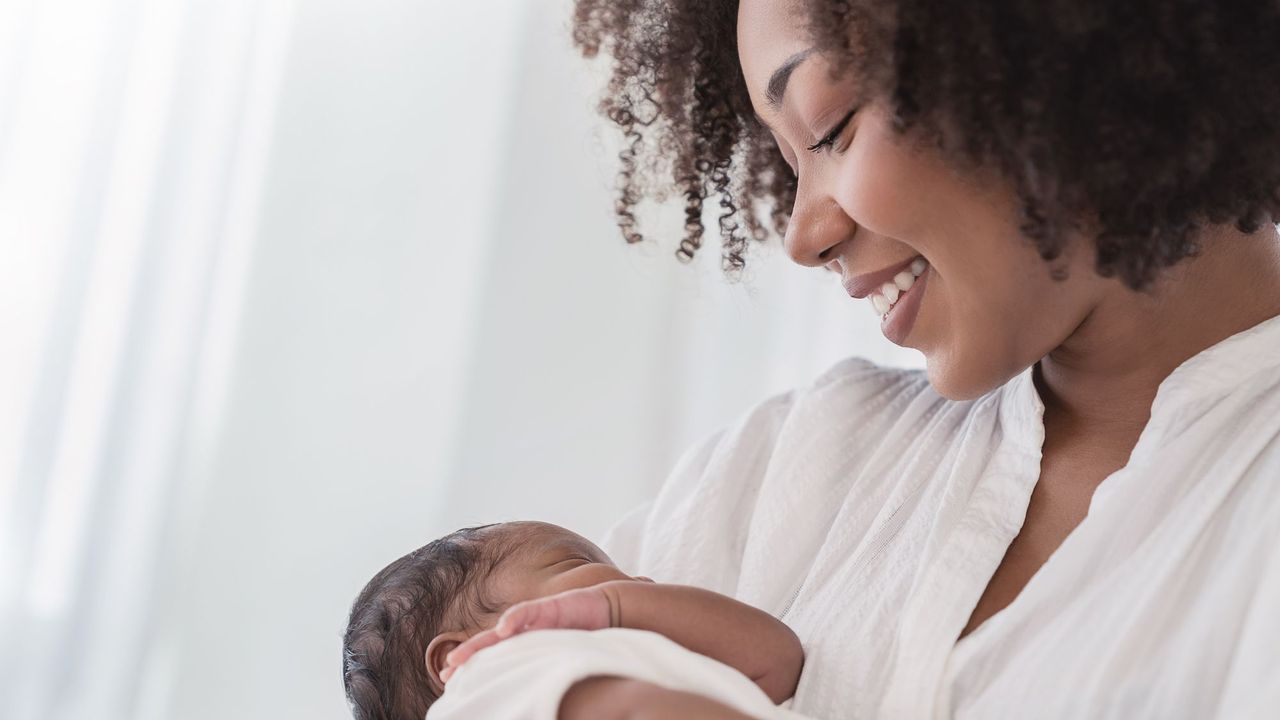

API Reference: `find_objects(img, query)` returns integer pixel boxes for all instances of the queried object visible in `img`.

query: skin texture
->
[737,0,1280,640]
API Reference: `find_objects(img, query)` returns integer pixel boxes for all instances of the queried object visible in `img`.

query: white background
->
[1,1,922,717]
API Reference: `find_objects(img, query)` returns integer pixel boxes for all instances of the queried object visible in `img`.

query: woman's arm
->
[558,677,761,720]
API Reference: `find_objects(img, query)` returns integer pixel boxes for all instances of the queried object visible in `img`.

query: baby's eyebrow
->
[538,556,584,571]
[542,536,610,563]
[532,537,585,559]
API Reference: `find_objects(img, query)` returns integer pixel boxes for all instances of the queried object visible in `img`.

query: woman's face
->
[738,0,1107,400]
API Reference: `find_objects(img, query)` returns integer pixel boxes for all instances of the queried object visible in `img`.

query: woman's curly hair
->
[571,0,1280,290]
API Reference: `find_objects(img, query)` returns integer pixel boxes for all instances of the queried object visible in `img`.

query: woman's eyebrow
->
[766,48,815,110]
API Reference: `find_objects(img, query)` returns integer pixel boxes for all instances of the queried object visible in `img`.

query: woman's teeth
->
[870,257,928,317]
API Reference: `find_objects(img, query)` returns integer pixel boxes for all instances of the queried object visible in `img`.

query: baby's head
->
[341,521,636,720]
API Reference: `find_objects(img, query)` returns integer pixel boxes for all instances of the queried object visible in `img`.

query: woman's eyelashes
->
[806,107,859,153]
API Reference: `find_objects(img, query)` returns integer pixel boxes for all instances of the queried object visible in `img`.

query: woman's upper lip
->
[842,255,923,299]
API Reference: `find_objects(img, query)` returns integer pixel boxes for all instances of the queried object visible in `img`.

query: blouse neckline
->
[952,308,1280,658]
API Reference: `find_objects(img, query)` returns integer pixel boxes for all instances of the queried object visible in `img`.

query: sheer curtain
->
[0,1,921,717]
[0,0,294,717]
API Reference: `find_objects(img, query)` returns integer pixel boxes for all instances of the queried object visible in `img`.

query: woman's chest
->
[957,444,1126,640]
[939,432,1280,719]
[782,459,1267,720]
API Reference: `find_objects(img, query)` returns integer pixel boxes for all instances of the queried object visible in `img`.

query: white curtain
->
[0,0,294,717]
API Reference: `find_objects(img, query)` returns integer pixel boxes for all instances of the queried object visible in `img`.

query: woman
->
[496,1,1280,716]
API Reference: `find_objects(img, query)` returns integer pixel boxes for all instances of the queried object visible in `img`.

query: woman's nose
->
[782,191,855,269]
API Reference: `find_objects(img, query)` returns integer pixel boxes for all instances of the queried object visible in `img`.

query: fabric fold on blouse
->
[601,312,1280,719]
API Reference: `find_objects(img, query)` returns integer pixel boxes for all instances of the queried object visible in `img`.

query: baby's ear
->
[424,631,469,695]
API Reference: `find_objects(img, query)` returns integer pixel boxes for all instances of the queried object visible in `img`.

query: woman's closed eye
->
[807,107,859,153]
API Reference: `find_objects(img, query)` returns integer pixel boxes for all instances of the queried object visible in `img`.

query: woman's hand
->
[558,677,761,720]
[441,586,615,682]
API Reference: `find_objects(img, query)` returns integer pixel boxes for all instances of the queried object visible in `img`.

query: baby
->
[341,521,804,720]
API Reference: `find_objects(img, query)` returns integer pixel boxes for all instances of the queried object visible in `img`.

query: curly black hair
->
[341,525,504,720]
[571,0,1280,290]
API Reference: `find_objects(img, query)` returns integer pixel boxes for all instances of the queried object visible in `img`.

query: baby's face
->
[423,522,647,695]
[482,521,640,615]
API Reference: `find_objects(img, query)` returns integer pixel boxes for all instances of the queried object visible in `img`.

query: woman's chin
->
[922,356,1009,402]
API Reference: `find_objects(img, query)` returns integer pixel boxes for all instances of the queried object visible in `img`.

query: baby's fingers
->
[444,588,611,677]
[445,628,501,669]
[494,599,559,636]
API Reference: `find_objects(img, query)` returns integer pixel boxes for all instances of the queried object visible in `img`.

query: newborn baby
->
[341,521,804,720]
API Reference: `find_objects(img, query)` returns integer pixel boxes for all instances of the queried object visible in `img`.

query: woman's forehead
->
[737,0,817,113]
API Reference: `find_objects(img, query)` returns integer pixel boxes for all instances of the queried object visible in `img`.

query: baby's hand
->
[441,585,615,682]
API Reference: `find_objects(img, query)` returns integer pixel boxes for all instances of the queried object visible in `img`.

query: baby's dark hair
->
[341,524,507,720]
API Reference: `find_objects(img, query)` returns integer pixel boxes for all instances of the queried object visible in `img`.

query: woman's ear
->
[424,631,469,695]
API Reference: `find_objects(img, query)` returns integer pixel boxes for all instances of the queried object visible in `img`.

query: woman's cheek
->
[832,112,944,244]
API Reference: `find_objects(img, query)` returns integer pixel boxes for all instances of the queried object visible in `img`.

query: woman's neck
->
[1037,222,1280,452]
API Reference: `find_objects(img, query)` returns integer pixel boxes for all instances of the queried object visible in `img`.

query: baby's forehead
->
[490,521,610,563]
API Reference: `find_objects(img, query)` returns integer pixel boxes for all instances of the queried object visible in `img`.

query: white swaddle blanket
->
[426,628,803,720]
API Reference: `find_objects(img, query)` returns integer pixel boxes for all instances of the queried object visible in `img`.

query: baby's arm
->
[595,580,804,704]
[448,580,803,703]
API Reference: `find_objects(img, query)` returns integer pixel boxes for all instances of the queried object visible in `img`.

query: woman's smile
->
[877,260,930,347]
[862,256,927,315]
[841,254,931,346]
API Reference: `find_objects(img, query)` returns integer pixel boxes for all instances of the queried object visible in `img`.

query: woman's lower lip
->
[881,265,928,346]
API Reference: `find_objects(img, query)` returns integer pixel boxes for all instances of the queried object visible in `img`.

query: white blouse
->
[602,312,1280,719]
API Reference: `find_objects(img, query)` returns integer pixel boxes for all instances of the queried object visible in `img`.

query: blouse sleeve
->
[599,389,797,596]
[599,356,904,597]
[590,356,920,720]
